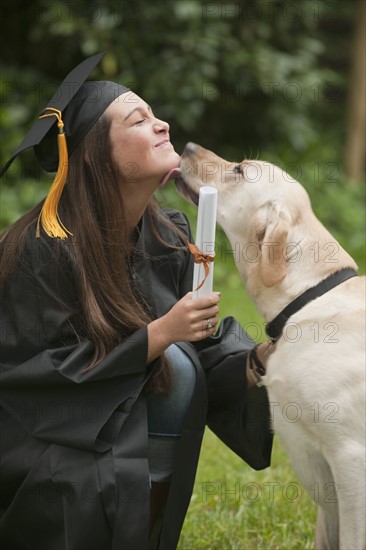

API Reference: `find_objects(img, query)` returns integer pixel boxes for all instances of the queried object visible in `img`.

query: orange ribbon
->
[187,242,215,291]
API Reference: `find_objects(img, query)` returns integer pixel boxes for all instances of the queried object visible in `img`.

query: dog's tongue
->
[159,167,181,187]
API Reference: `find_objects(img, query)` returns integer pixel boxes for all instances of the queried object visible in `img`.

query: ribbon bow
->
[187,242,215,291]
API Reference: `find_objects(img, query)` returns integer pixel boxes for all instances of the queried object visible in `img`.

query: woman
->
[0,54,273,549]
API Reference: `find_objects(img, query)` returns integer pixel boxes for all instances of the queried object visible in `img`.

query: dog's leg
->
[330,451,366,550]
[310,456,339,550]
[272,423,341,550]
[314,505,339,550]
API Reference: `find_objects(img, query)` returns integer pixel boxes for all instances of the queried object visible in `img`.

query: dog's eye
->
[234,164,243,175]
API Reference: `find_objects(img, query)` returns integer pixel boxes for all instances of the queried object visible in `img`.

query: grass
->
[177,270,317,550]
[178,431,317,550]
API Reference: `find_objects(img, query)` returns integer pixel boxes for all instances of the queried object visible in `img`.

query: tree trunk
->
[345,0,366,183]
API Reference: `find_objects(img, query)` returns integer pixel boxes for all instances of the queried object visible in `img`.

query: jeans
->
[146,344,196,482]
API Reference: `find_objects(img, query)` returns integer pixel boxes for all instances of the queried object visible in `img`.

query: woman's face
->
[107,92,180,188]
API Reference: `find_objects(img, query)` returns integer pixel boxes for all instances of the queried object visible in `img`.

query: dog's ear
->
[257,205,289,287]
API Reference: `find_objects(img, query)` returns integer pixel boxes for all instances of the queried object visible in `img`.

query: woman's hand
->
[147,292,220,363]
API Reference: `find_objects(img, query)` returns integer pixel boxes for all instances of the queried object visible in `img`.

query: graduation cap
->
[1,52,129,239]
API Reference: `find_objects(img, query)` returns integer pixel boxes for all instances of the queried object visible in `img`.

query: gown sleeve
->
[0,230,151,452]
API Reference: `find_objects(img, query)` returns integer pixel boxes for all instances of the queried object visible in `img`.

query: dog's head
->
[176,142,313,289]
[176,143,356,306]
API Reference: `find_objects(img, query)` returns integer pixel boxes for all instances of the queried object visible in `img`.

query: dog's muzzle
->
[174,175,199,206]
[175,142,200,205]
[181,142,198,158]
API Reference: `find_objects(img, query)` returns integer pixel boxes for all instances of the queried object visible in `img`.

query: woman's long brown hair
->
[1,113,187,393]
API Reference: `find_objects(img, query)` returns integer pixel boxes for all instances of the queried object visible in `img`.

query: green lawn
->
[178,431,317,550]
[178,270,317,550]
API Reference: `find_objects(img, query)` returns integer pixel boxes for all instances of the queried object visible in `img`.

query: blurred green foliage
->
[1,0,364,271]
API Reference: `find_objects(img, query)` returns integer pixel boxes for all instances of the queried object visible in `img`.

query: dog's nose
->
[182,142,198,157]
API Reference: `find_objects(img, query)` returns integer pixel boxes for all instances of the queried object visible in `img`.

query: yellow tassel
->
[36,108,72,239]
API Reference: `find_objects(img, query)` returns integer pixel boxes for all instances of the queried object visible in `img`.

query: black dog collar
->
[265,268,358,342]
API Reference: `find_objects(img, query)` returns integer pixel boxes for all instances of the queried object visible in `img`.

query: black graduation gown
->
[0,209,273,550]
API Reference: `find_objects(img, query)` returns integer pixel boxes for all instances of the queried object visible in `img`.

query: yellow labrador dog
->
[175,143,365,550]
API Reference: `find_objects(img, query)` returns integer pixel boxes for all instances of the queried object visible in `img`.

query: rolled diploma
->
[192,186,218,299]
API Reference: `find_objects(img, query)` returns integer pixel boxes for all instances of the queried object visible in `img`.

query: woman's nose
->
[154,118,169,133]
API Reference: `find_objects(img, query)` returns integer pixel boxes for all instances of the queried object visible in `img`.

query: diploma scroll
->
[192,186,218,299]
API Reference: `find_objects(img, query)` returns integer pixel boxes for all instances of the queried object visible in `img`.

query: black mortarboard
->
[1,52,129,239]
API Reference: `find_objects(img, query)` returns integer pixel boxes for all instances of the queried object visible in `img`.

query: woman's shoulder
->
[2,221,80,310]
[160,208,191,232]
[145,206,192,252]
[23,225,75,269]
[1,220,77,286]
